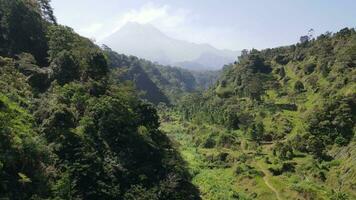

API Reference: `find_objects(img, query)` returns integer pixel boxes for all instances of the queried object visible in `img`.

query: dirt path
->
[257,163,282,200]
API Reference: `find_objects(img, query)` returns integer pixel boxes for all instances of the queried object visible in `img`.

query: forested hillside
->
[168,28,356,199]
[0,0,199,199]
[104,46,203,104]
[1,0,355,200]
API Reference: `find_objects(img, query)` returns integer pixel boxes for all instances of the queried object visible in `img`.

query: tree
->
[38,0,57,24]
[303,63,316,74]
[241,49,249,57]
[50,50,80,85]
[278,67,286,78]
[300,35,309,43]
[307,96,355,147]
[246,76,264,100]
[224,106,240,129]
[273,141,294,160]
[249,122,264,144]
[305,134,325,158]
[47,25,77,61]
[308,28,315,39]
[83,50,108,81]
[0,0,49,65]
[0,95,50,199]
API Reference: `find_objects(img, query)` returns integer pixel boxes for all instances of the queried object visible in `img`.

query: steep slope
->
[141,63,197,102]
[0,1,200,199]
[175,28,356,199]
[102,22,239,70]
[190,70,221,90]
[104,46,170,105]
[104,46,201,104]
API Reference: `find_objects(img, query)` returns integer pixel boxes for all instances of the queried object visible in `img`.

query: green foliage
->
[0,1,200,199]
[0,95,50,199]
[190,70,220,90]
[294,80,305,93]
[15,53,51,92]
[175,27,356,199]
[330,192,349,200]
[1,1,356,199]
[104,45,218,105]
[306,95,355,148]
[268,162,296,176]
[273,141,294,160]
[303,63,316,74]
[249,122,264,144]
[37,0,57,24]
[47,25,77,61]
[234,164,265,178]
[50,50,80,85]
[0,0,49,65]
[179,28,356,157]
[83,50,108,81]
[104,47,170,105]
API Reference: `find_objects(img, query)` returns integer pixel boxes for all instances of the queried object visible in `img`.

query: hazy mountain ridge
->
[104,46,215,104]
[102,22,240,70]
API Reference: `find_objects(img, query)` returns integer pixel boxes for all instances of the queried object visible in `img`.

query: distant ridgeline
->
[179,27,356,195]
[0,0,200,199]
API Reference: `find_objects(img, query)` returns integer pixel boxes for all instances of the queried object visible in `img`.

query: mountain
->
[101,22,240,70]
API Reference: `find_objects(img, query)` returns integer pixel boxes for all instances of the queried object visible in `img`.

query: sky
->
[51,0,356,50]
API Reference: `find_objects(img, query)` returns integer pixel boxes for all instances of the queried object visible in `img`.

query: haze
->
[51,0,356,50]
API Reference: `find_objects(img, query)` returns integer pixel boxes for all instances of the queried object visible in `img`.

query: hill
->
[104,46,202,104]
[171,28,356,199]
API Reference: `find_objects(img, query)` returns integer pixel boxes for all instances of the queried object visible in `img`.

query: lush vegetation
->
[0,0,200,199]
[0,0,355,199]
[171,28,356,199]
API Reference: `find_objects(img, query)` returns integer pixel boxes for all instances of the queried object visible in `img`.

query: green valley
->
[0,0,355,200]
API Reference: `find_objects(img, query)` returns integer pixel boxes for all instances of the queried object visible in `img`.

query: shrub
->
[234,164,264,177]
[274,55,290,65]
[303,63,316,74]
[202,137,216,148]
[294,80,305,93]
[268,162,296,176]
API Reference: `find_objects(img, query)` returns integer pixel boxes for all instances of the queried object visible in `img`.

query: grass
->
[193,168,238,200]
[159,109,355,200]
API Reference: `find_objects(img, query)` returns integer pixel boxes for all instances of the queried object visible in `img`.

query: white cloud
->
[120,3,186,26]
[97,2,189,40]
[76,2,238,50]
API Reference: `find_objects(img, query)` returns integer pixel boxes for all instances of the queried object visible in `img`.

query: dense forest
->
[0,0,355,200]
[0,0,200,199]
